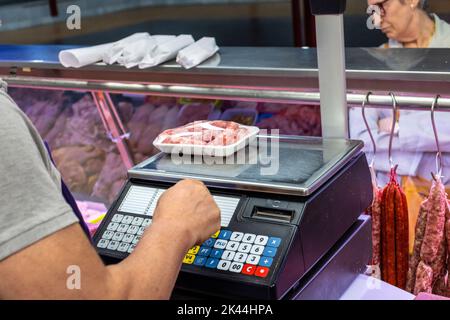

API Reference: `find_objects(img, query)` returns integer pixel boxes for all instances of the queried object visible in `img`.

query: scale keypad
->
[183,230,281,278]
[97,214,152,254]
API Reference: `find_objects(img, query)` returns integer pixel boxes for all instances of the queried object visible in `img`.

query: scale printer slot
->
[252,206,294,223]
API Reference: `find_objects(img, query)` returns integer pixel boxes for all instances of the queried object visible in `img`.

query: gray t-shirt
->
[0,81,78,261]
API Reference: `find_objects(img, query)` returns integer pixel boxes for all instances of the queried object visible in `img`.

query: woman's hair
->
[419,0,428,10]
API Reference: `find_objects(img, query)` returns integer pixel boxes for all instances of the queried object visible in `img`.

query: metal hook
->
[388,92,398,169]
[362,92,376,167]
[431,95,443,177]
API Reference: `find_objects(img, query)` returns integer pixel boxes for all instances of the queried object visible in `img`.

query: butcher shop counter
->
[1,45,445,300]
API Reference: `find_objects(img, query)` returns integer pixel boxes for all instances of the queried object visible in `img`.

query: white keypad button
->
[226,241,239,251]
[118,243,130,252]
[230,232,244,242]
[128,244,136,253]
[250,245,265,255]
[234,252,248,263]
[229,262,244,273]
[112,214,123,223]
[213,239,228,250]
[132,235,141,245]
[107,222,119,231]
[238,243,251,253]
[242,233,256,244]
[107,241,119,250]
[222,250,236,261]
[112,232,124,242]
[246,254,261,265]
[137,227,146,236]
[122,216,133,224]
[102,231,114,240]
[132,217,144,226]
[142,218,152,227]
[117,224,129,233]
[97,239,109,249]
[128,225,139,235]
[217,260,231,271]
[255,235,268,246]
[123,234,134,243]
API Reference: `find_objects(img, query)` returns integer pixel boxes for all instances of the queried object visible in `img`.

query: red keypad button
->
[241,264,256,275]
[255,266,269,278]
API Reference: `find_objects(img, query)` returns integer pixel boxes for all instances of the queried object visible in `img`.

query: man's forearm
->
[106,221,193,299]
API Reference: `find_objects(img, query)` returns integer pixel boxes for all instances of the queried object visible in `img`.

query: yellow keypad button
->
[188,245,200,255]
[211,231,220,239]
[183,254,196,264]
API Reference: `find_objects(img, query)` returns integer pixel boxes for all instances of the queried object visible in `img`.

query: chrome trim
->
[3,75,450,109]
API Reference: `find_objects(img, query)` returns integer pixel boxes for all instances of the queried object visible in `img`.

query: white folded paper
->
[58,32,150,68]
[103,32,150,65]
[139,34,195,69]
[59,43,113,68]
[117,35,176,68]
[176,37,219,69]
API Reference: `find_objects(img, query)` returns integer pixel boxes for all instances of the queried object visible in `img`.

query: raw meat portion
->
[156,120,249,146]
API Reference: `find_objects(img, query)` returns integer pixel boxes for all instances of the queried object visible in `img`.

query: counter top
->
[2,45,450,94]
[1,45,450,80]
[340,274,415,300]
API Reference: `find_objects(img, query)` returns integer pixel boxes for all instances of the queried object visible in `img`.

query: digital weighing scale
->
[93,135,373,299]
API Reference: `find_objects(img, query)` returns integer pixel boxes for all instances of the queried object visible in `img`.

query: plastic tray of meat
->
[153,120,260,157]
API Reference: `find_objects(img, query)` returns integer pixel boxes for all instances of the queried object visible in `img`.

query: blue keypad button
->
[268,237,282,248]
[198,246,211,257]
[263,247,277,257]
[203,238,216,247]
[210,249,223,259]
[218,230,232,240]
[205,258,219,269]
[259,257,273,267]
[194,256,207,266]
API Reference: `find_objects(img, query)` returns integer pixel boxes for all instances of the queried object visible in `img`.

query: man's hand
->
[152,179,221,246]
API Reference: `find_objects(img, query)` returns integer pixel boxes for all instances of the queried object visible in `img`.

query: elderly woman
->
[350,0,450,253]
[370,0,450,47]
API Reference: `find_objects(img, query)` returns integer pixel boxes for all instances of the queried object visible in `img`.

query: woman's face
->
[378,0,416,41]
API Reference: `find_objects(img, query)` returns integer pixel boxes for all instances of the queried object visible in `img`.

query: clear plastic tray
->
[153,121,260,157]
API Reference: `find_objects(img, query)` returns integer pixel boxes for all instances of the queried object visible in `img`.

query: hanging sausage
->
[407,176,446,294]
[406,96,450,297]
[379,165,409,288]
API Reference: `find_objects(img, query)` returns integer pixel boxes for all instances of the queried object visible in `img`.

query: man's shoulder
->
[0,90,27,129]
